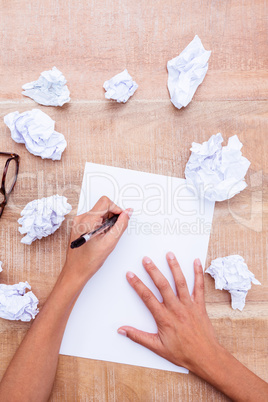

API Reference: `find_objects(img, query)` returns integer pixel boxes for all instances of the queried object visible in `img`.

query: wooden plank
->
[0,101,267,402]
[0,101,267,306]
[0,0,267,400]
[1,309,267,401]
[0,0,268,101]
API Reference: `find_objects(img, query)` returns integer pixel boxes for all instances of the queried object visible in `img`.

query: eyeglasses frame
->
[0,152,20,218]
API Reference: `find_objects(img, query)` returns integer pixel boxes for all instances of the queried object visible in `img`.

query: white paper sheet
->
[167,35,211,109]
[185,133,251,202]
[206,255,261,311]
[60,163,215,373]
[18,195,72,245]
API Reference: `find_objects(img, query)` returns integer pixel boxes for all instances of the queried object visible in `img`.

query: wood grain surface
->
[0,0,267,401]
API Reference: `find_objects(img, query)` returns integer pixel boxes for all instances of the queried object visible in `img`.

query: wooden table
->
[0,1,267,400]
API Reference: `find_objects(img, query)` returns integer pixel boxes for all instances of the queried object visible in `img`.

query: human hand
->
[63,196,132,285]
[118,253,221,374]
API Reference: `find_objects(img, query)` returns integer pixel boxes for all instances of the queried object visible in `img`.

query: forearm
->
[0,199,129,402]
[0,266,85,402]
[191,344,268,402]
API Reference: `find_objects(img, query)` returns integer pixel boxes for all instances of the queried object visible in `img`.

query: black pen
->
[70,214,120,249]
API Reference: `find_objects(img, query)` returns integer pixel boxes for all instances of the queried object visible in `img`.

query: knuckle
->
[146,263,156,273]
[170,260,181,270]
[131,332,139,342]
[198,282,205,290]
[131,276,140,286]
[177,279,187,288]
[131,331,143,344]
[169,258,177,266]
[100,195,109,203]
[141,290,152,303]
[158,279,169,291]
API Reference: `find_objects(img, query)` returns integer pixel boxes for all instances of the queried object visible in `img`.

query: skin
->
[118,255,268,401]
[0,196,267,402]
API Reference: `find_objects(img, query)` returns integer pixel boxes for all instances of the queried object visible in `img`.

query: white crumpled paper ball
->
[0,281,39,322]
[18,195,72,245]
[4,109,67,160]
[22,66,70,107]
[167,35,211,109]
[206,255,261,311]
[103,69,138,103]
[185,133,251,202]
[0,263,39,322]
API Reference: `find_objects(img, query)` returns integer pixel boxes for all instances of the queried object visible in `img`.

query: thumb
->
[117,326,161,353]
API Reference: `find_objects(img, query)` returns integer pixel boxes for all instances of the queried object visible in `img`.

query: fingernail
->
[126,208,133,218]
[195,258,202,267]
[118,329,127,336]
[167,251,175,260]
[143,256,151,264]
[127,271,135,279]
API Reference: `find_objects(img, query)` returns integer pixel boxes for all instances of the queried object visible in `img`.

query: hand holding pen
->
[71,214,120,249]
[64,196,133,283]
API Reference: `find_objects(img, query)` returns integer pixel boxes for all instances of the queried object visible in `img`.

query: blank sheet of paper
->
[60,163,215,373]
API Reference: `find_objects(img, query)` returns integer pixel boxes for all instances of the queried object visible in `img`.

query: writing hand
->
[63,196,132,285]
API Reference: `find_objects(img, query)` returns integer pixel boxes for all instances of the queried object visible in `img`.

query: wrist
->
[37,269,85,324]
[189,342,268,402]
[57,263,93,293]
[189,342,251,400]
[51,265,89,306]
[189,341,229,381]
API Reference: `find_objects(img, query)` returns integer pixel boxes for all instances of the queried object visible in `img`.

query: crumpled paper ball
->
[22,66,70,106]
[4,109,67,160]
[185,133,251,202]
[206,255,261,311]
[103,69,138,103]
[0,264,39,321]
[0,281,39,322]
[18,195,72,245]
[167,35,211,109]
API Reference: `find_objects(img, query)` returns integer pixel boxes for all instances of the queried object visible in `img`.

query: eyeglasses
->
[0,152,20,218]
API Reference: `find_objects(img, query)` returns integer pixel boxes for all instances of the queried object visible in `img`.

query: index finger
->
[126,271,165,321]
